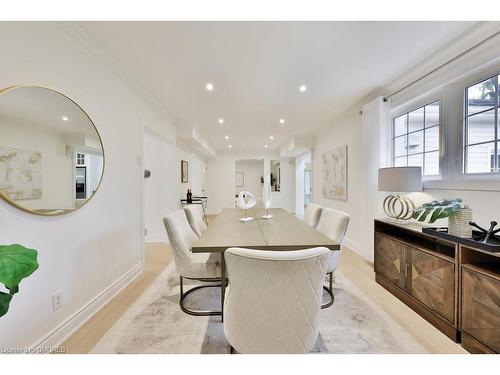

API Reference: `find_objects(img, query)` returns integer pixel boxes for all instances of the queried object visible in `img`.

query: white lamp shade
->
[378,167,422,192]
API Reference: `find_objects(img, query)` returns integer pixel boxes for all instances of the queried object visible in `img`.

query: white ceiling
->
[81,21,475,153]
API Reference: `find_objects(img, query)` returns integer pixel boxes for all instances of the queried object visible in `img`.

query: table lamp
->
[378,167,422,221]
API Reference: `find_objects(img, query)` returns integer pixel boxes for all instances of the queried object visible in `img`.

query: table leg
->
[221,251,225,322]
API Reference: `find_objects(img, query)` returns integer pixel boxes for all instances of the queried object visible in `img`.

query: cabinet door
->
[462,267,500,353]
[410,247,455,323]
[374,234,407,290]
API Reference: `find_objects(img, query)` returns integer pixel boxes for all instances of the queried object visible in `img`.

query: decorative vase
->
[448,206,473,238]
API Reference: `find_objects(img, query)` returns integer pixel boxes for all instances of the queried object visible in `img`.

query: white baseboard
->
[31,262,144,351]
[145,234,168,243]
[344,238,374,265]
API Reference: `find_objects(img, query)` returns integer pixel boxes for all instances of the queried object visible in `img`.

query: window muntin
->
[76,153,85,166]
[392,100,440,176]
[464,74,499,174]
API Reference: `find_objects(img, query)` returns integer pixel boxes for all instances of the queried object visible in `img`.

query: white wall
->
[206,152,295,214]
[143,129,177,242]
[176,144,205,201]
[312,110,366,258]
[235,159,264,200]
[0,22,176,348]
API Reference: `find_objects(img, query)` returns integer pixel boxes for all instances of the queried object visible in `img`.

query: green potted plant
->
[0,244,39,317]
[412,198,473,237]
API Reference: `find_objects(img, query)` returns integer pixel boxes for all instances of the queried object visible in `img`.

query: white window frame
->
[463,72,499,176]
[392,60,500,192]
[391,93,444,181]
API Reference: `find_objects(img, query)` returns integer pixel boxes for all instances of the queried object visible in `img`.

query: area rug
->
[90,263,428,354]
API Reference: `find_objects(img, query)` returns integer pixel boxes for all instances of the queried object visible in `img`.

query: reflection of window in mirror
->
[270,160,281,192]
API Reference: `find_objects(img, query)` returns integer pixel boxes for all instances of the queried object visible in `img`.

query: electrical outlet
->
[52,291,63,311]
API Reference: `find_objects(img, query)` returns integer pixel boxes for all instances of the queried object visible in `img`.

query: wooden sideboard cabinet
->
[375,219,500,353]
[374,220,458,341]
[460,246,500,353]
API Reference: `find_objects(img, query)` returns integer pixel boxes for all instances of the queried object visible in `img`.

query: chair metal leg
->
[321,272,335,309]
[179,276,222,316]
[221,253,225,322]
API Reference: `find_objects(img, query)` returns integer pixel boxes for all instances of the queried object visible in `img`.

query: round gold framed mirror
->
[0,85,105,215]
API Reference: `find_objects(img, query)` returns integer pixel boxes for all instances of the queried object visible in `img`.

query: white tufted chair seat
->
[184,204,208,238]
[223,247,331,354]
[163,209,220,280]
[303,203,322,228]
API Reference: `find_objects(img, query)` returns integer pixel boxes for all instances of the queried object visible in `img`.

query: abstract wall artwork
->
[322,145,348,201]
[0,147,42,200]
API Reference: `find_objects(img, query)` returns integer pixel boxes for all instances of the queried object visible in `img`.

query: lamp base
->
[238,217,254,222]
[383,194,415,221]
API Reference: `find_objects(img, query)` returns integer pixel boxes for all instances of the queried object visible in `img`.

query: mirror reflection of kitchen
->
[0,86,104,214]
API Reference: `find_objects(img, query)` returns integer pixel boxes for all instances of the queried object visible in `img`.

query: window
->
[392,101,440,176]
[464,74,499,174]
[76,153,85,165]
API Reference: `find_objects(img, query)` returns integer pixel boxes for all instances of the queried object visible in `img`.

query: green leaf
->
[411,198,463,224]
[429,208,443,224]
[418,207,434,222]
[0,291,13,317]
[0,244,39,290]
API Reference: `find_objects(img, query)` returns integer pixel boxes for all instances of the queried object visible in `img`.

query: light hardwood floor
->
[62,236,466,354]
[62,243,173,353]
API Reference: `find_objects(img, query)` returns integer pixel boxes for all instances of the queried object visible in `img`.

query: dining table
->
[191,207,340,320]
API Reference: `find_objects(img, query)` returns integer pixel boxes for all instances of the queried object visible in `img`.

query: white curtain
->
[360,96,391,261]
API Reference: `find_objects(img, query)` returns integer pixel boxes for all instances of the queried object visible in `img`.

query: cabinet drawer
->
[374,233,408,291]
[461,267,500,353]
[410,247,455,323]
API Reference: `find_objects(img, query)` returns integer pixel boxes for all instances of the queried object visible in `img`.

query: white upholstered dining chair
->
[223,247,331,354]
[163,209,222,316]
[184,204,208,237]
[303,202,322,228]
[316,207,350,308]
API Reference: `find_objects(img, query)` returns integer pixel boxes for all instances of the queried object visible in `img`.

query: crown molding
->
[56,22,178,126]
[382,21,500,99]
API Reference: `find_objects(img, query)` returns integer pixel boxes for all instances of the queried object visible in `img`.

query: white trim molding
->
[145,234,169,243]
[30,262,144,351]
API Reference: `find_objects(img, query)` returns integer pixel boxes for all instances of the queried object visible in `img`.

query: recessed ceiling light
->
[224,136,229,140]
[299,85,307,93]
[205,83,214,91]
[264,145,268,148]
[279,118,285,124]
[218,118,224,124]
[269,135,274,140]
[228,144,232,149]
[61,116,69,121]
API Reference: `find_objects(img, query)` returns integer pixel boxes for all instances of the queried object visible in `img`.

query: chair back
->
[223,247,331,353]
[303,202,322,228]
[184,204,207,237]
[316,207,350,273]
[163,209,198,277]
